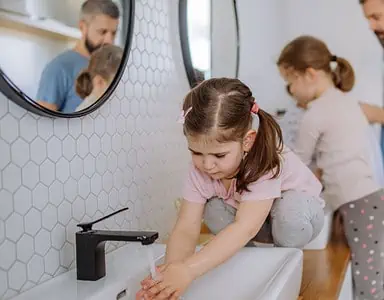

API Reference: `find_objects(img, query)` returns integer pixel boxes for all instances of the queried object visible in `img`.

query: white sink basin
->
[128,246,303,300]
[12,243,303,300]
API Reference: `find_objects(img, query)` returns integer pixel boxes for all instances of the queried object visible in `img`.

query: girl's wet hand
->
[144,262,194,300]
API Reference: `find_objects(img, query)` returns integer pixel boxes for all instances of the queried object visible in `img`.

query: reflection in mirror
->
[180,0,239,87]
[0,0,133,116]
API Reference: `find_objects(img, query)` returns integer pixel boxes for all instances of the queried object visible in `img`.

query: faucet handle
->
[77,207,129,232]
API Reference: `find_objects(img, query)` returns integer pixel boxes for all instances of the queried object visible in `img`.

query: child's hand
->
[140,262,195,299]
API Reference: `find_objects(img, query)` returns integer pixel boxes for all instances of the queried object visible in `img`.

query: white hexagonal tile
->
[72,197,85,222]
[0,139,10,169]
[90,173,102,195]
[101,134,112,155]
[24,208,41,236]
[0,269,7,298]
[32,183,49,211]
[81,116,94,138]
[58,201,71,226]
[53,118,69,140]
[89,134,101,156]
[95,153,107,175]
[48,180,64,207]
[34,229,51,256]
[62,135,76,161]
[65,218,78,245]
[115,80,125,100]
[42,204,58,231]
[0,115,19,143]
[102,171,113,192]
[0,239,16,269]
[47,136,62,162]
[106,115,116,135]
[44,248,60,275]
[6,213,24,242]
[16,234,34,263]
[27,255,44,283]
[83,154,95,178]
[3,163,22,193]
[123,167,133,186]
[56,158,70,183]
[0,220,4,244]
[107,152,118,173]
[68,118,82,139]
[8,261,27,290]
[63,177,77,203]
[0,189,13,220]
[127,149,137,169]
[60,242,74,269]
[85,194,97,217]
[94,117,106,137]
[22,161,39,189]
[14,186,32,215]
[37,118,54,141]
[78,175,91,198]
[51,224,65,250]
[39,159,55,186]
[109,188,119,210]
[30,137,47,165]
[69,156,84,180]
[98,191,109,212]
[113,169,124,190]
[20,115,38,142]
[76,135,89,159]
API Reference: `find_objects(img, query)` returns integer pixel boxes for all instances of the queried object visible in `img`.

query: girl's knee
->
[203,197,235,235]
[271,191,325,248]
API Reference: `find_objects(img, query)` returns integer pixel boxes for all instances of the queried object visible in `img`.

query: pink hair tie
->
[177,107,192,124]
[251,102,259,114]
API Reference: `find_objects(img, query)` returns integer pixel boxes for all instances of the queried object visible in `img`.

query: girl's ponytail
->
[331,56,355,92]
[236,107,283,193]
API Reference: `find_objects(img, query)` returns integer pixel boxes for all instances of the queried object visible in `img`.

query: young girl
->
[137,78,325,299]
[75,44,123,111]
[277,35,384,299]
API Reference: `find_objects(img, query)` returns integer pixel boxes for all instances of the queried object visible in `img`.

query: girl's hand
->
[141,262,195,299]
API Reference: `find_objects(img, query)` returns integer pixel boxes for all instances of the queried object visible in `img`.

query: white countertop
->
[12,243,166,300]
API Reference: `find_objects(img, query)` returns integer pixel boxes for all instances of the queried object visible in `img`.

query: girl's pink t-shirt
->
[182,147,324,208]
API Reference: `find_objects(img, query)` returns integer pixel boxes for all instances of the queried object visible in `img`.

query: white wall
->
[211,0,238,78]
[237,0,383,114]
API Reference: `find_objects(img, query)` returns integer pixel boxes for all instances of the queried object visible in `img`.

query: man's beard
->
[374,31,384,47]
[85,37,102,54]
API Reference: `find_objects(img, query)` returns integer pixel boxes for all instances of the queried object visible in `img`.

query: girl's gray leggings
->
[203,190,325,248]
[339,188,384,300]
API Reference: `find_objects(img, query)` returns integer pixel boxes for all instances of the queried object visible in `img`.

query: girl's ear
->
[305,67,318,80]
[243,130,257,152]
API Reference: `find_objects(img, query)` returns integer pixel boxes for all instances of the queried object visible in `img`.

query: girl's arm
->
[359,103,384,124]
[165,200,205,264]
[183,199,273,279]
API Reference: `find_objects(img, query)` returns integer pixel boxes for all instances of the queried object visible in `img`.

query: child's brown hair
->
[277,35,355,92]
[182,78,283,193]
[76,44,123,99]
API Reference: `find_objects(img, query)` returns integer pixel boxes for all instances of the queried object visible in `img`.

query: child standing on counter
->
[277,35,384,300]
[136,77,325,300]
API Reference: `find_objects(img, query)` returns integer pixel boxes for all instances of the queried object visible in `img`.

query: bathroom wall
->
[0,1,190,299]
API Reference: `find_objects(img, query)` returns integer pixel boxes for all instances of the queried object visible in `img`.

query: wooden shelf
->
[0,10,80,40]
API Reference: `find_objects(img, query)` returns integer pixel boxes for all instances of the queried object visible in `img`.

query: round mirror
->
[179,0,240,87]
[0,0,134,117]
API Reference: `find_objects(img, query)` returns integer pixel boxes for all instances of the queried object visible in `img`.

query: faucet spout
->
[75,207,159,281]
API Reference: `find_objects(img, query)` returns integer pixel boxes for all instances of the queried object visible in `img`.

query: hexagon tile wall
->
[0,1,190,298]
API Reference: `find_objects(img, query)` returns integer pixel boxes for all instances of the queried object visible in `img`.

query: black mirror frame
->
[178,0,240,88]
[0,0,135,118]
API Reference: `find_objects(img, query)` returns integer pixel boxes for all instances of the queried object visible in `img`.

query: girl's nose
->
[203,158,215,171]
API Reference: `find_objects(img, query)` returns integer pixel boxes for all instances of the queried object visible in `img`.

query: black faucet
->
[75,207,159,281]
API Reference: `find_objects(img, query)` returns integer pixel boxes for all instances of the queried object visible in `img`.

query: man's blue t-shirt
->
[36,50,89,113]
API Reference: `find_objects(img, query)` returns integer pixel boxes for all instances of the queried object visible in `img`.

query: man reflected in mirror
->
[35,0,120,113]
